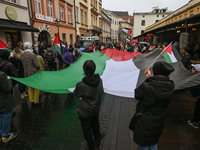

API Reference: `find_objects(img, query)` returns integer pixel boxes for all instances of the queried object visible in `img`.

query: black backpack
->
[46,50,55,62]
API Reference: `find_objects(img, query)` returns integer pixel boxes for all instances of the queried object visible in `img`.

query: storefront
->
[0,1,39,49]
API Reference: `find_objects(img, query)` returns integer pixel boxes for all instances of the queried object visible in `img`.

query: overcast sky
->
[102,0,190,15]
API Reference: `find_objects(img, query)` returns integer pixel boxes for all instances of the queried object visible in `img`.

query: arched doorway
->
[38,31,49,44]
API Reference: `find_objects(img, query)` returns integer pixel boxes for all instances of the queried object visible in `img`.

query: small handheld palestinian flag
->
[53,33,65,56]
[0,39,12,51]
[122,28,132,37]
[148,42,182,68]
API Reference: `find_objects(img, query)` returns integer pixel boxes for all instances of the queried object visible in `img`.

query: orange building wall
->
[33,21,75,45]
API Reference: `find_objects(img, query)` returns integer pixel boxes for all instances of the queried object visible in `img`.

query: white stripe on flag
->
[101,59,140,98]
[169,52,177,63]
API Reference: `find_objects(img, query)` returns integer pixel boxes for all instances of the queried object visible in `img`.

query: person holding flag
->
[133,61,175,150]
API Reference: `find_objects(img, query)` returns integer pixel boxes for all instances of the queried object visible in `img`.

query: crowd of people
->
[0,39,200,150]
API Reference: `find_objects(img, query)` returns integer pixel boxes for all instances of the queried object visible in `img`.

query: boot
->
[21,93,24,99]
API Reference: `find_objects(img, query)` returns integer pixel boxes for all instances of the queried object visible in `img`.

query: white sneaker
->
[23,92,28,97]
[187,120,199,129]
[21,94,24,99]
[2,133,18,143]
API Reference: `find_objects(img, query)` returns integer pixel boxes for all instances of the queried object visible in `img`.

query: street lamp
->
[55,19,63,54]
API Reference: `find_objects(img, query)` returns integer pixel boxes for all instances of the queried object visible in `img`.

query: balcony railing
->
[89,25,102,33]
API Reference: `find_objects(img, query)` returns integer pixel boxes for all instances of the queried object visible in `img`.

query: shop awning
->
[0,19,39,32]
[133,13,200,39]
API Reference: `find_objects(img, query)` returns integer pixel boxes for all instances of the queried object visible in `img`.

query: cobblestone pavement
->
[0,86,200,150]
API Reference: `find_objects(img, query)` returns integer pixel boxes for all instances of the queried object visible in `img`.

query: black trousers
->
[48,62,57,71]
[79,114,101,150]
[192,98,200,122]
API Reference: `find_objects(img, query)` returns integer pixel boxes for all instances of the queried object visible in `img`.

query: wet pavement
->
[0,86,200,150]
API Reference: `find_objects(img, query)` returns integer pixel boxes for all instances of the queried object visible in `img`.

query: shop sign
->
[5,6,17,20]
[35,13,55,23]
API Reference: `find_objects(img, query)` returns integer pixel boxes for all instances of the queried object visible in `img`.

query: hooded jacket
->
[63,47,76,68]
[20,49,40,77]
[0,59,19,78]
[44,47,57,63]
[0,71,15,113]
[133,76,175,146]
[73,74,104,118]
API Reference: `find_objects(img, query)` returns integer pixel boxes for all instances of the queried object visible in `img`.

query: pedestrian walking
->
[132,61,175,150]
[73,60,106,150]
[38,41,46,60]
[0,71,18,143]
[0,49,19,87]
[20,42,41,105]
[187,64,200,129]
[182,47,192,70]
[33,49,45,71]
[69,44,74,53]
[73,45,82,59]
[44,45,57,71]
[63,47,76,68]
[10,47,27,99]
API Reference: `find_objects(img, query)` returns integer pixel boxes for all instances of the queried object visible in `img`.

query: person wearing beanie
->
[0,49,19,86]
[20,42,41,106]
[187,64,200,129]
[132,61,175,150]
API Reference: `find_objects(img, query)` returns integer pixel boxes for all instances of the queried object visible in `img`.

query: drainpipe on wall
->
[74,0,77,43]
[27,0,34,44]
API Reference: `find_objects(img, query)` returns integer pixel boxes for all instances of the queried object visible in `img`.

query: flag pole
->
[148,41,173,68]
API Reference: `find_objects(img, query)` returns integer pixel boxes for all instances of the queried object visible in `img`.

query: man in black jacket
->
[133,61,175,150]
[182,47,191,70]
[73,60,105,150]
[0,71,18,143]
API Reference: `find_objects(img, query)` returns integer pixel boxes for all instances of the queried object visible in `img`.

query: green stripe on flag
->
[162,53,172,63]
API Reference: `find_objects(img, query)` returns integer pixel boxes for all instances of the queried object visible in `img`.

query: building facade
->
[133,7,171,37]
[0,0,38,49]
[75,0,102,39]
[144,0,200,51]
[101,10,111,42]
[103,9,120,43]
[29,0,76,45]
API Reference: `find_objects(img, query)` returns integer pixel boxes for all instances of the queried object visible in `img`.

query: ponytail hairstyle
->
[83,60,96,76]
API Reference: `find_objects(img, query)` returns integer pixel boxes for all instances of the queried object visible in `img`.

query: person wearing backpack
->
[44,45,57,71]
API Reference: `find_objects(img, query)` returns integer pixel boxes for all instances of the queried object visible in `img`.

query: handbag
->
[129,86,160,132]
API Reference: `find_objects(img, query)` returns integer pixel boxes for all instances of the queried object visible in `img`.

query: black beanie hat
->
[0,49,10,58]
[153,61,174,76]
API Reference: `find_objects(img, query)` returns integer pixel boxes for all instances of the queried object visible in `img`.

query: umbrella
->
[130,40,138,43]
[139,42,148,45]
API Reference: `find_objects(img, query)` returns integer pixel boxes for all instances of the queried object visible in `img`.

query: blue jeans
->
[140,143,158,150]
[0,110,13,138]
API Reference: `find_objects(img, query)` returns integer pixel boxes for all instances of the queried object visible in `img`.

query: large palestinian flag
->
[10,47,200,98]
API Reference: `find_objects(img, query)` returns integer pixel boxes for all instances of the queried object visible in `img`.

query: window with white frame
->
[81,10,83,24]
[60,6,64,21]
[47,0,53,17]
[68,9,72,23]
[84,12,87,25]
[35,0,42,14]
[75,7,78,22]
[6,0,16,3]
